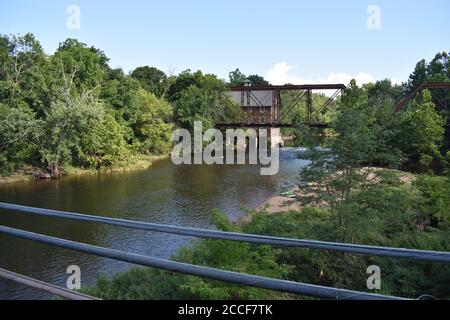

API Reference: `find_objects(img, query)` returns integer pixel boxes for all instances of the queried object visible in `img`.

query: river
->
[0,148,309,300]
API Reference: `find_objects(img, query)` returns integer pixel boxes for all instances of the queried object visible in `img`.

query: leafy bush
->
[78,112,130,169]
[396,91,445,165]
[415,175,450,229]
[0,103,42,175]
[85,181,450,300]
[84,209,290,300]
[130,89,173,155]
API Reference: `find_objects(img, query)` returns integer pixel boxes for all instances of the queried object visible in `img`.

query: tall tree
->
[404,52,450,116]
[40,59,128,177]
[166,69,205,102]
[228,68,246,86]
[131,66,167,97]
[365,79,402,108]
[173,72,241,131]
[396,90,445,165]
[130,89,173,154]
[0,102,42,174]
[0,33,52,116]
[52,39,109,97]
[100,68,141,141]
[246,74,270,86]
[300,80,401,242]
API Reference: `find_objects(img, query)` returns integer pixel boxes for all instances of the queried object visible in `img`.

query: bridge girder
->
[395,82,450,112]
[223,84,345,128]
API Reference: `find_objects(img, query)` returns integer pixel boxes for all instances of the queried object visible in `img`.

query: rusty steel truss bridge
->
[218,84,346,129]
[215,81,450,130]
[395,82,450,113]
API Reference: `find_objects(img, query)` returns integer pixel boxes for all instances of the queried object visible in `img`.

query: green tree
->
[366,79,403,108]
[299,80,401,242]
[0,33,53,116]
[52,39,109,97]
[415,175,450,230]
[77,111,129,169]
[172,71,241,131]
[396,90,445,165]
[131,66,167,97]
[405,59,428,94]
[403,52,450,153]
[129,89,173,154]
[41,94,129,176]
[246,74,270,86]
[100,68,141,141]
[174,85,217,131]
[166,69,205,102]
[228,68,247,85]
[40,62,129,176]
[0,103,42,174]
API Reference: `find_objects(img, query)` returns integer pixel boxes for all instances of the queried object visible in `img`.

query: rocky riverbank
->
[245,167,417,223]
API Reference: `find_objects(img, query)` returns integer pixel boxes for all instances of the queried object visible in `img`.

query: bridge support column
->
[306,89,312,124]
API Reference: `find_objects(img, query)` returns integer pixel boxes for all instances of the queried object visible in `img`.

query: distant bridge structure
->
[217,82,346,129]
[395,82,450,113]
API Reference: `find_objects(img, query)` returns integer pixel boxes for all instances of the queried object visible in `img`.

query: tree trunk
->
[48,161,60,178]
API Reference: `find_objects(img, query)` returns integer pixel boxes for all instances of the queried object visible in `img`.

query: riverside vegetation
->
[0,34,242,179]
[0,33,359,180]
[1,34,449,299]
[85,56,450,300]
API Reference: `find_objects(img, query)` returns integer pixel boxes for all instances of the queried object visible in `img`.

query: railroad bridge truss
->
[218,83,346,129]
[395,82,450,113]
[218,82,450,129]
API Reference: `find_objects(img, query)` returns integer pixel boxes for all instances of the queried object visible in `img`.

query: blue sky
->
[1,0,449,85]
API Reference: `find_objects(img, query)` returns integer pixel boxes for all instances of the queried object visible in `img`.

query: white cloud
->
[266,62,376,87]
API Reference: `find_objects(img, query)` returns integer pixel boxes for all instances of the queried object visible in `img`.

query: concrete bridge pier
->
[223,127,284,149]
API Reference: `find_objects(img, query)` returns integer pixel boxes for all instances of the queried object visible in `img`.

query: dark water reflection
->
[0,148,308,299]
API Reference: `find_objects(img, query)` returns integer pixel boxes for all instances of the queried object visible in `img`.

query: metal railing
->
[0,267,98,300]
[1,202,449,300]
[1,202,448,263]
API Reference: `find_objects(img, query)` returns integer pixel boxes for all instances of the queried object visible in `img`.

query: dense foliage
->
[0,34,243,177]
[173,72,242,132]
[1,33,446,177]
[1,34,448,299]
[403,52,450,151]
[84,58,449,300]
[85,173,449,300]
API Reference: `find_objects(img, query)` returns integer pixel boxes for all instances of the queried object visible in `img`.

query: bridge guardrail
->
[1,202,448,300]
[1,202,449,263]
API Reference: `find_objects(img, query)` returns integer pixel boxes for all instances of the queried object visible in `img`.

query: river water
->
[0,148,308,300]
